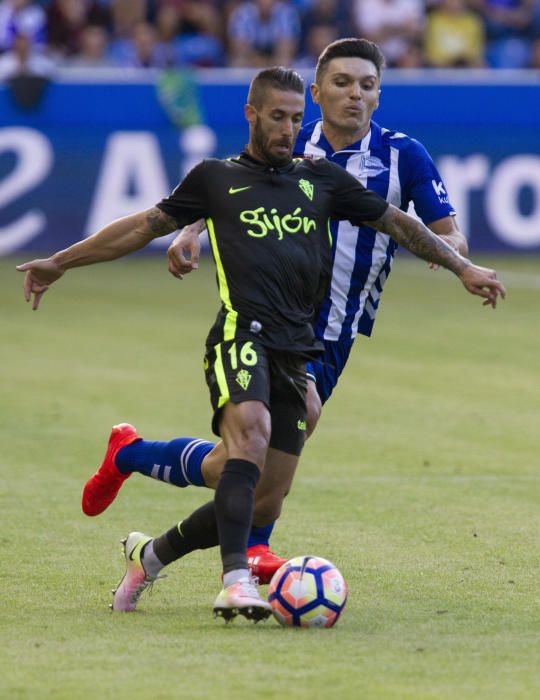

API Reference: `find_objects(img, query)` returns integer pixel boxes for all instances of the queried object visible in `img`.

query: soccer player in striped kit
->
[80,39,491,586]
[294,38,466,405]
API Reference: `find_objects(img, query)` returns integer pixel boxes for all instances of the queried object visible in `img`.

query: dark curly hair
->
[315,38,386,84]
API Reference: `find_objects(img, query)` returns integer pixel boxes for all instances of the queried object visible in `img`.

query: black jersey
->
[157,151,389,356]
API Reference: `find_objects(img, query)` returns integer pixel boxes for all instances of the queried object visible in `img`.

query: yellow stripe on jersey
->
[327,218,333,246]
[206,217,238,341]
[214,343,230,408]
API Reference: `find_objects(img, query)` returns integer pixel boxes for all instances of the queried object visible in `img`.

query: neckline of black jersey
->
[236,149,296,174]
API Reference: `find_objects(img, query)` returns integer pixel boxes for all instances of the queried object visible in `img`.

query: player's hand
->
[167,222,202,279]
[16,257,65,310]
[458,264,506,308]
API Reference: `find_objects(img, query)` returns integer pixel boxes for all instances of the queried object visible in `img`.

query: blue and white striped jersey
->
[294,119,456,340]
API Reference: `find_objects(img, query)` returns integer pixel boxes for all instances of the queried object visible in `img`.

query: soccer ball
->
[267,555,348,628]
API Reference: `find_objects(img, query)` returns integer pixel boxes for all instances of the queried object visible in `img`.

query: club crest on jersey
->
[361,155,388,179]
[239,207,316,240]
[236,369,252,390]
[298,178,314,201]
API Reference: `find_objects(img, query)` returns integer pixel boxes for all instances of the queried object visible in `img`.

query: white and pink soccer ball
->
[267,555,348,628]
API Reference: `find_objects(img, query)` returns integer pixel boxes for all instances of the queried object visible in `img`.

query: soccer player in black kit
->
[18,68,505,622]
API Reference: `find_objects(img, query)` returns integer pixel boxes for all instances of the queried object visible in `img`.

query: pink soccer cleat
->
[213,575,272,623]
[110,531,163,612]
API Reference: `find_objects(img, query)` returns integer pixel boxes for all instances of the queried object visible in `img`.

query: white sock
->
[141,540,164,578]
[223,568,250,588]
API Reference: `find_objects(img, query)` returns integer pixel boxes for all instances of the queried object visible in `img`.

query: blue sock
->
[116,438,213,487]
[247,522,275,548]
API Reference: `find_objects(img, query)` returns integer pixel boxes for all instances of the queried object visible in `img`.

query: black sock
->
[214,458,260,574]
[152,500,219,566]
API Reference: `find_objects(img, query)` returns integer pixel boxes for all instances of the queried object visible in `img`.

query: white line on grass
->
[306,475,540,484]
[355,474,540,482]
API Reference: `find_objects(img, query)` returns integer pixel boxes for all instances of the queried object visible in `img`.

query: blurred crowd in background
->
[1,0,540,80]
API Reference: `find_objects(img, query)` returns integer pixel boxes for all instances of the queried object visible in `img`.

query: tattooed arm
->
[370,205,470,274]
[368,205,506,307]
[16,207,180,310]
[51,207,179,268]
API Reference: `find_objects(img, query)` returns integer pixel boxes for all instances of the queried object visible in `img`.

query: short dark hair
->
[247,67,305,109]
[315,38,386,84]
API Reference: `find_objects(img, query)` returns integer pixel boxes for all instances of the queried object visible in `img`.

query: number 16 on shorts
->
[205,339,271,412]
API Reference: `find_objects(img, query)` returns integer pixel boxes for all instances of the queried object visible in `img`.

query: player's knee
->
[201,444,226,489]
[246,415,271,451]
[222,404,271,464]
[234,421,271,463]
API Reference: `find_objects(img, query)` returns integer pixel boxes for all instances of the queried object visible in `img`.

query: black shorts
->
[204,339,307,456]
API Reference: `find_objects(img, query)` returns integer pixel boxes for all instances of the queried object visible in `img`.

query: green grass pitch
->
[1,253,539,700]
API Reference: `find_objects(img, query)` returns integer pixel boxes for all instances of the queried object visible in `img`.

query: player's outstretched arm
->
[167,218,206,280]
[17,207,179,310]
[368,205,506,308]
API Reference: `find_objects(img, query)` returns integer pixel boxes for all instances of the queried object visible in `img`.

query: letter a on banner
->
[85,132,170,237]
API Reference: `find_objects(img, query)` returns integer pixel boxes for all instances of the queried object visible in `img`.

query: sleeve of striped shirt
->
[402,139,456,225]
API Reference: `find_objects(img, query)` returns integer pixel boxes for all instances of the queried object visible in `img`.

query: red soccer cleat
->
[247,544,288,585]
[82,423,141,516]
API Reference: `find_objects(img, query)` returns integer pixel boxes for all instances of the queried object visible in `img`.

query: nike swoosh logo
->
[228,186,252,194]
